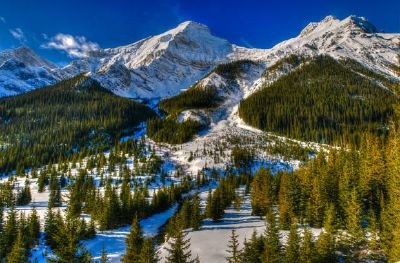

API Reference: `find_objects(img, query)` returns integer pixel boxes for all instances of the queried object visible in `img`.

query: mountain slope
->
[0,74,156,172]
[236,15,399,78]
[65,21,233,99]
[0,47,69,97]
[0,16,398,101]
[63,15,400,100]
[238,55,398,146]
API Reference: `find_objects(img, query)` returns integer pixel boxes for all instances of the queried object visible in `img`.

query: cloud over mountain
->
[42,33,99,58]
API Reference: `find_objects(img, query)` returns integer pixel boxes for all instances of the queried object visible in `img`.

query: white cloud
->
[9,28,26,42]
[0,17,5,23]
[42,33,99,58]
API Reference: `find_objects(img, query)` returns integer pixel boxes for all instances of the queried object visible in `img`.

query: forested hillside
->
[239,55,398,146]
[0,74,156,173]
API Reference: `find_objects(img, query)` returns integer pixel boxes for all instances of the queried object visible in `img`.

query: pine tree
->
[284,220,300,263]
[344,188,364,251]
[242,230,264,263]
[384,124,400,262]
[225,229,242,263]
[48,176,61,208]
[28,208,41,246]
[6,230,27,263]
[262,210,282,263]
[139,238,159,263]
[44,207,58,248]
[165,220,193,263]
[299,228,315,263]
[251,168,275,216]
[315,205,336,262]
[191,193,202,230]
[51,216,92,262]
[123,216,144,263]
[3,206,17,256]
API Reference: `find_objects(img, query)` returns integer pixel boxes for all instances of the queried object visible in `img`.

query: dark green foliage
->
[262,210,282,263]
[205,175,240,221]
[147,117,203,144]
[239,55,397,146]
[49,216,92,263]
[16,180,31,206]
[263,54,305,78]
[159,86,221,114]
[242,231,264,263]
[284,221,300,263]
[158,60,257,114]
[231,147,254,173]
[139,238,159,263]
[165,220,194,263]
[123,216,143,263]
[226,229,242,263]
[213,60,258,80]
[0,207,41,262]
[299,229,315,263]
[251,168,275,217]
[0,74,155,173]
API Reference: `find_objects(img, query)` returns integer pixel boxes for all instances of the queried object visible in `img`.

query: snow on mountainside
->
[0,15,398,99]
[0,47,69,97]
[65,21,233,98]
[235,15,399,78]
[60,15,400,99]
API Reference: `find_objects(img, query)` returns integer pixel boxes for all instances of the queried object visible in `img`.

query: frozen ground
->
[159,189,322,263]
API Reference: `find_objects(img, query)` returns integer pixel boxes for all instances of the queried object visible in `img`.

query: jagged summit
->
[0,46,56,69]
[299,15,377,38]
[0,46,69,97]
[0,15,398,98]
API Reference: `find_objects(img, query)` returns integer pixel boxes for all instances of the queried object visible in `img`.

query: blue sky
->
[0,0,399,63]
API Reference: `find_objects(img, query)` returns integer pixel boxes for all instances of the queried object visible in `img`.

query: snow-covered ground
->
[84,204,179,262]
[159,189,322,263]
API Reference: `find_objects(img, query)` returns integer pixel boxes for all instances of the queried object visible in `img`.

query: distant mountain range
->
[0,15,398,98]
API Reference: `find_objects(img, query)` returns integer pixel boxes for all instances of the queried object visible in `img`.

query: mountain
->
[261,15,400,77]
[0,47,69,97]
[0,15,398,99]
[0,74,155,172]
[80,15,398,99]
[65,21,233,98]
[238,55,398,145]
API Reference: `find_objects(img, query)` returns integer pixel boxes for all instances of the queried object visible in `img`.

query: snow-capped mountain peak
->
[0,15,398,99]
[0,46,56,69]
[77,20,233,98]
[0,46,69,97]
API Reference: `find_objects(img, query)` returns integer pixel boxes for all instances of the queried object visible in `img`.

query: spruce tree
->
[165,220,193,263]
[262,210,282,263]
[191,193,202,230]
[344,188,364,251]
[315,205,336,262]
[284,220,300,263]
[6,230,27,263]
[51,216,92,262]
[3,206,17,256]
[225,229,242,263]
[123,216,144,263]
[28,208,41,246]
[251,168,275,216]
[139,238,159,263]
[242,231,264,263]
[299,229,315,263]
